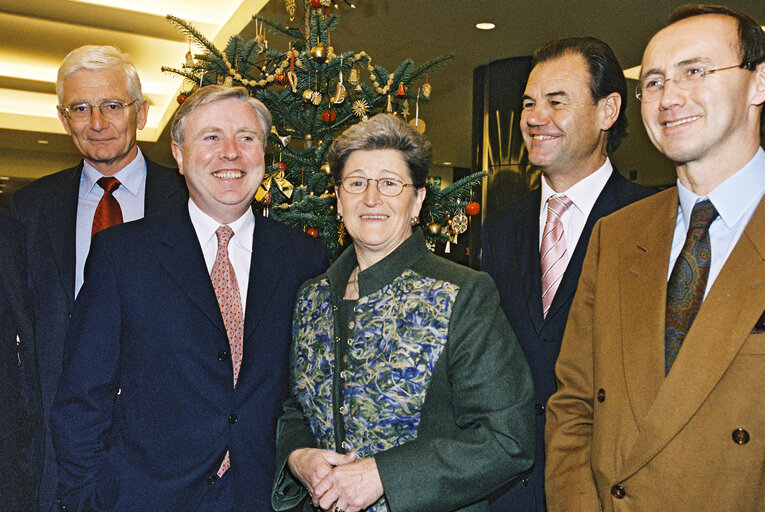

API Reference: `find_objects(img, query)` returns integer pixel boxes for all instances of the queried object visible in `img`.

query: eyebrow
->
[521,91,569,102]
[196,127,261,136]
[641,57,712,78]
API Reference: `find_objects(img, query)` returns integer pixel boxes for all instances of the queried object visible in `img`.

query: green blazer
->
[273,230,535,512]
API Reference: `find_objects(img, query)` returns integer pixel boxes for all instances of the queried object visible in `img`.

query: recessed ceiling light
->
[442,161,453,166]
[37,140,49,145]
[476,22,496,30]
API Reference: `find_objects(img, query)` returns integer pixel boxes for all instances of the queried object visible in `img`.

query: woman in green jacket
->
[273,114,534,512]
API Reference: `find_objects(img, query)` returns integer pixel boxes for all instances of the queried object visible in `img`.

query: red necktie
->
[211,225,244,477]
[91,177,123,237]
[540,195,573,318]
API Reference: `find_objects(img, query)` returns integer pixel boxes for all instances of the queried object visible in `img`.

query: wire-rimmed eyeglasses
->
[58,99,139,121]
[635,63,744,102]
[339,176,416,197]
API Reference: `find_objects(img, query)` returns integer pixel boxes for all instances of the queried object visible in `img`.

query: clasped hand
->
[287,448,384,512]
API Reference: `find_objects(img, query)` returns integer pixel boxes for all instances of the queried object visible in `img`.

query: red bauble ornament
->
[310,0,321,7]
[176,93,188,105]
[321,109,337,123]
[465,201,481,216]
[307,227,319,238]
[274,161,287,172]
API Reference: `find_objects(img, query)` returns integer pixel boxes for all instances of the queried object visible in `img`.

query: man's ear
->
[171,141,184,175]
[135,100,149,131]
[57,109,72,136]
[751,61,765,107]
[598,92,621,131]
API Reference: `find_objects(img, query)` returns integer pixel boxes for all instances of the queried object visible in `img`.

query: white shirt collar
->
[187,199,255,254]
[540,157,613,215]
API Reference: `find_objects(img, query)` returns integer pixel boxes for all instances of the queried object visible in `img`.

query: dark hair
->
[668,4,765,71]
[533,37,628,153]
[327,114,432,188]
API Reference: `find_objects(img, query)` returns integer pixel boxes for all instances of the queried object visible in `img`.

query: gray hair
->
[327,114,432,188]
[171,86,272,149]
[57,45,143,105]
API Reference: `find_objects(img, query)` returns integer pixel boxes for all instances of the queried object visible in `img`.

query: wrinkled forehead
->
[641,15,740,75]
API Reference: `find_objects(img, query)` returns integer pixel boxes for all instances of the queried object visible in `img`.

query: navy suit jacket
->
[10,158,187,510]
[51,205,328,511]
[0,211,44,510]
[481,170,653,512]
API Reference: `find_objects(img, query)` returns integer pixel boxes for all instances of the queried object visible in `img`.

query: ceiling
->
[0,0,763,173]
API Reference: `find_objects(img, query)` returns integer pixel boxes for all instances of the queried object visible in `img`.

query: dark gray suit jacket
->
[481,170,654,512]
[11,158,186,511]
[0,210,43,511]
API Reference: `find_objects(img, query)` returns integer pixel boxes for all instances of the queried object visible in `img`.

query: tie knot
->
[216,225,234,247]
[97,176,121,194]
[547,195,573,217]
[689,199,718,229]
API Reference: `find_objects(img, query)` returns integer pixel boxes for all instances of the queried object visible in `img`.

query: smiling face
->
[336,149,426,267]
[58,69,148,176]
[640,14,764,186]
[171,97,265,224]
[521,52,616,190]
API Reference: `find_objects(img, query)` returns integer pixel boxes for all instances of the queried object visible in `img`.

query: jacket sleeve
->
[50,233,121,511]
[271,393,316,511]
[375,272,535,512]
[544,220,602,512]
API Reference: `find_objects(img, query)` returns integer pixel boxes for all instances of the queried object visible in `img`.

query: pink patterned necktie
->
[540,195,573,318]
[211,225,243,477]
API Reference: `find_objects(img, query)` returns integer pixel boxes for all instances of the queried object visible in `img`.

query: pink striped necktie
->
[540,195,573,318]
[211,225,244,477]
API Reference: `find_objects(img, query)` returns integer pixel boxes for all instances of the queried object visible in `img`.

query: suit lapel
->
[44,165,81,304]
[619,190,676,431]
[155,208,226,335]
[520,190,545,333]
[620,195,765,479]
[243,216,287,342]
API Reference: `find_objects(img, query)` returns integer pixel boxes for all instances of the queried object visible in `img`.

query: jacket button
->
[611,484,625,499]
[207,475,218,485]
[535,404,545,415]
[228,413,238,424]
[217,350,229,361]
[339,406,348,415]
[522,478,529,487]
[597,389,606,402]
[732,428,750,445]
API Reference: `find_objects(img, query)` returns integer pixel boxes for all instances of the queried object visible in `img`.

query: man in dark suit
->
[481,38,653,512]
[11,45,186,510]
[546,6,765,511]
[0,211,44,511]
[51,85,328,511]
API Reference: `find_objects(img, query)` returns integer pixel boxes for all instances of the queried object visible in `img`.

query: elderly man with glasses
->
[11,45,186,511]
[545,5,765,512]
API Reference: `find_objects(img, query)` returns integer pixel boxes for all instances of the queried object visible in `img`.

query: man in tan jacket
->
[545,5,765,511]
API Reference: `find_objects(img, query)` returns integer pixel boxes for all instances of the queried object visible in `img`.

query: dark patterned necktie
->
[665,199,718,373]
[91,177,123,237]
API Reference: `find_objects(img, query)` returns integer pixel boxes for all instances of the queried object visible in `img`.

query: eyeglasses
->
[340,176,416,197]
[635,63,744,102]
[58,99,139,121]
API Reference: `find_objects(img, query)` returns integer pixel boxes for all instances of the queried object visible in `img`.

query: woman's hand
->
[287,448,355,507]
[313,456,384,512]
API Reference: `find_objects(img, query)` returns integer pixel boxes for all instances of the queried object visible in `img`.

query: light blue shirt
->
[669,147,765,296]
[75,150,147,296]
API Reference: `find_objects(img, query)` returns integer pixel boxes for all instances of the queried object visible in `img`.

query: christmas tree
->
[162,0,484,260]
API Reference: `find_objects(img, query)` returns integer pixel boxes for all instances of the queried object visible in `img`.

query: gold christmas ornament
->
[348,66,359,85]
[452,212,468,234]
[223,75,233,87]
[303,89,315,102]
[311,91,322,105]
[310,43,327,63]
[321,163,332,175]
[326,45,337,61]
[332,83,347,104]
[386,94,392,113]
[352,98,369,117]
[285,0,296,20]
[427,222,442,236]
[422,82,432,99]
[425,239,436,252]
[287,71,298,93]
[184,50,195,67]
